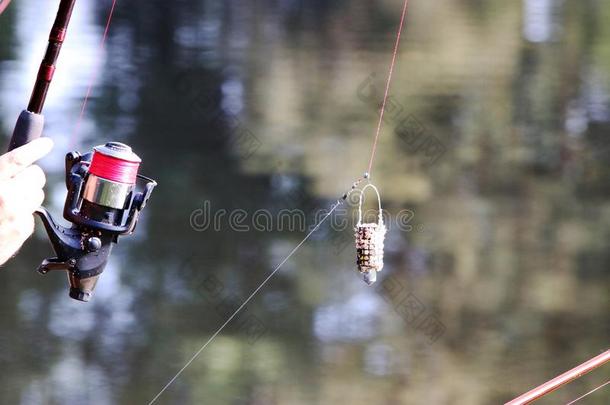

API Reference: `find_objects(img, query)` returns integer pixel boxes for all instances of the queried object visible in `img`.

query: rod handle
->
[7,110,45,151]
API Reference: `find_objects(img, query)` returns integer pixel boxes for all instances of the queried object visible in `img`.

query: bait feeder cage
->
[35,142,156,302]
[355,183,386,285]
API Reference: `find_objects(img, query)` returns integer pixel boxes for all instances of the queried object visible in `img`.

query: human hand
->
[0,138,53,266]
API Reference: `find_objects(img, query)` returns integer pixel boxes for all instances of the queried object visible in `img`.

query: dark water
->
[0,1,609,404]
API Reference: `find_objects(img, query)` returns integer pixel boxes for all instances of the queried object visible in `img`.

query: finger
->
[21,188,45,214]
[0,165,46,214]
[15,213,35,242]
[7,164,46,190]
[0,216,34,265]
[0,137,53,180]
[0,212,34,250]
[0,168,46,218]
[0,187,45,218]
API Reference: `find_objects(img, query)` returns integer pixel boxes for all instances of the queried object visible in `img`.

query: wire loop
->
[357,183,383,225]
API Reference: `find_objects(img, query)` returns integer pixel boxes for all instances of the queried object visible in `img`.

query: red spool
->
[89,144,140,184]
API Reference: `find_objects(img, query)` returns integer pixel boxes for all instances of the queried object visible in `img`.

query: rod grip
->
[7,110,45,151]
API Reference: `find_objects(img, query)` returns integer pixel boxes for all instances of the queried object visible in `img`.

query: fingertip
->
[12,137,54,165]
[33,137,54,154]
[32,187,45,209]
[0,137,54,180]
[25,213,35,234]
[10,164,46,189]
[30,164,47,186]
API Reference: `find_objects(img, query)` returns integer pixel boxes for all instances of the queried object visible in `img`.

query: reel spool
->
[35,142,156,302]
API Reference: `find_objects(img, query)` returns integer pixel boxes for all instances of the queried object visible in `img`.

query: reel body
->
[35,142,156,302]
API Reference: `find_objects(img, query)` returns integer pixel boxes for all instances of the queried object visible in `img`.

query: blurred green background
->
[0,0,609,404]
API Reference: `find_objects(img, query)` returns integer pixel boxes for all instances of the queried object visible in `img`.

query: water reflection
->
[1,0,609,404]
[523,0,556,43]
[313,291,383,343]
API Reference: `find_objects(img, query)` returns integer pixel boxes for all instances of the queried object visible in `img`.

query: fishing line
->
[69,0,118,148]
[149,0,411,401]
[565,379,610,405]
[366,0,409,178]
[148,199,345,405]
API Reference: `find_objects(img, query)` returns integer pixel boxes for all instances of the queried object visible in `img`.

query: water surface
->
[0,1,609,404]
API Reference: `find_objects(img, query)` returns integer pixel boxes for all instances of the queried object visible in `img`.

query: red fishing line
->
[89,150,139,184]
[69,0,118,149]
[366,0,410,178]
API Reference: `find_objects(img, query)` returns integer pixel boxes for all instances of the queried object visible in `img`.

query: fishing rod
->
[0,0,11,16]
[506,349,610,404]
[7,0,157,302]
[8,0,75,150]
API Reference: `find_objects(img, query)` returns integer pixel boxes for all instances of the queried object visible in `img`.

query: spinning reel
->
[34,142,156,301]
[7,0,157,301]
